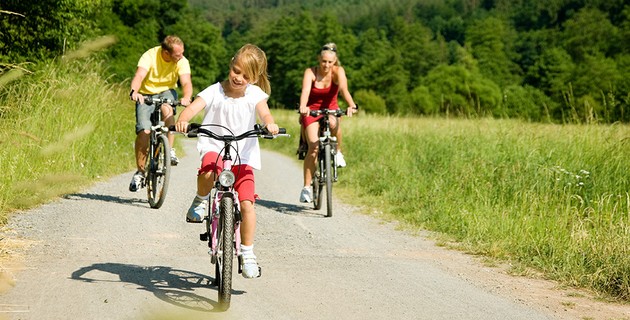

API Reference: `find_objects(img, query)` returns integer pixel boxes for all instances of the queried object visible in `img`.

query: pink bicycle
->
[182,122,287,310]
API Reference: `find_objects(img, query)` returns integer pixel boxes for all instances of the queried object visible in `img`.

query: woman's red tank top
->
[307,76,339,111]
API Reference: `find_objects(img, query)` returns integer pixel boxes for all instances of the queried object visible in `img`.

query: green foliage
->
[0,0,107,62]
[500,85,555,122]
[165,13,226,89]
[422,64,502,116]
[390,18,444,89]
[353,89,386,114]
[465,15,522,86]
[259,13,319,108]
[4,0,630,122]
[353,28,409,113]
[526,47,574,101]
[562,7,619,61]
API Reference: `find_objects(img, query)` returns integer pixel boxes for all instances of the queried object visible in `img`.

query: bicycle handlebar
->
[168,123,289,140]
[299,104,359,117]
[142,95,184,107]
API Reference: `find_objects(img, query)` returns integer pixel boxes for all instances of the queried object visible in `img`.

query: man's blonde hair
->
[161,35,184,52]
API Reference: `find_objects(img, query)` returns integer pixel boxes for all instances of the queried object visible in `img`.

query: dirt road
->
[0,139,628,320]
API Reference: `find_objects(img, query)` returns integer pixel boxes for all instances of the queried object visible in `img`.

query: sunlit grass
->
[0,53,135,221]
[267,109,630,301]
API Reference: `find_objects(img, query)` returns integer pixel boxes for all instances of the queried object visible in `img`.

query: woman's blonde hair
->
[231,44,271,94]
[320,42,340,66]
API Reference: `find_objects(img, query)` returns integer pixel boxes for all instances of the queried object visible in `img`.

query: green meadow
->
[2,58,630,302]
[267,110,630,302]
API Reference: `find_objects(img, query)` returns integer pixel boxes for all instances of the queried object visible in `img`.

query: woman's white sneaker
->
[336,151,347,167]
[299,186,313,203]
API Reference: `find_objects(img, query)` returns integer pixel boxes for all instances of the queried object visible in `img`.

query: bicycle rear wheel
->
[324,144,333,217]
[146,134,171,208]
[217,196,235,311]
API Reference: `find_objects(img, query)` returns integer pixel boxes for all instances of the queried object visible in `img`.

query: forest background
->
[2,0,629,123]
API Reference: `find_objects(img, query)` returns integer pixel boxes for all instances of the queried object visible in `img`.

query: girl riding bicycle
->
[298,42,357,203]
[175,44,280,279]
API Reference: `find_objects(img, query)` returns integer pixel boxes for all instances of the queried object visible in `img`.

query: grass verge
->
[268,109,630,302]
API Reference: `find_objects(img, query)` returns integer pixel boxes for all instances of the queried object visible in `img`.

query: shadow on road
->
[70,262,243,312]
[64,193,147,208]
[256,199,325,218]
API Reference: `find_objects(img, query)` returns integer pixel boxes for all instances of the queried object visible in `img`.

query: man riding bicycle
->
[129,35,193,192]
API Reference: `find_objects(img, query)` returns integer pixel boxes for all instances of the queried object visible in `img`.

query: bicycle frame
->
[207,148,242,268]
[309,109,344,217]
[183,123,288,311]
[143,96,179,208]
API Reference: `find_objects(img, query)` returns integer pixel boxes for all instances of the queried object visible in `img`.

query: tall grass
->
[268,110,630,301]
[0,56,135,221]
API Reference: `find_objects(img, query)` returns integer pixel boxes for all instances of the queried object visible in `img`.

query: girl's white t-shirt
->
[195,82,269,170]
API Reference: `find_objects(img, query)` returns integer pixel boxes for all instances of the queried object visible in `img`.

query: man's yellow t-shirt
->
[137,46,191,95]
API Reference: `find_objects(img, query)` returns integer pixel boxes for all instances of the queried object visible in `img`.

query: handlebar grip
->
[186,123,200,137]
[278,128,286,134]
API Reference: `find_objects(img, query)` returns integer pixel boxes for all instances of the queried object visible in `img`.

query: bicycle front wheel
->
[313,150,324,210]
[324,144,333,217]
[217,196,235,311]
[146,134,171,209]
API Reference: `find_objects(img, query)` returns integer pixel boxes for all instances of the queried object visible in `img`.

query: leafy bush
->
[354,89,386,114]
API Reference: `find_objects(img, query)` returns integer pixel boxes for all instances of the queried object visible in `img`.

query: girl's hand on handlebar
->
[264,123,280,135]
[175,121,189,133]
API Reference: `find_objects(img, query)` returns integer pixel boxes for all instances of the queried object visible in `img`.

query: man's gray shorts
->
[135,89,178,133]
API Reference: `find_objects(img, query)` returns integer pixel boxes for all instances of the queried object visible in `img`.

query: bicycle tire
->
[313,148,324,210]
[217,195,235,311]
[147,134,171,209]
[324,144,333,217]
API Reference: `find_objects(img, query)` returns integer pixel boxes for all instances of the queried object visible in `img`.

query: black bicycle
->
[141,96,180,209]
[180,123,288,310]
[302,107,356,217]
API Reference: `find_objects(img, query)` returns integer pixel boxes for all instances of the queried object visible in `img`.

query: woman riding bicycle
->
[298,42,357,203]
[175,44,280,279]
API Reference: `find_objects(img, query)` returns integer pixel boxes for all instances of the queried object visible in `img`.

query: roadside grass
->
[267,109,630,302]
[0,57,136,223]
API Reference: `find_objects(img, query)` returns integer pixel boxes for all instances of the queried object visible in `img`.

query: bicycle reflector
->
[218,170,235,187]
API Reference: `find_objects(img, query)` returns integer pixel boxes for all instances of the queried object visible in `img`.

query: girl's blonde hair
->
[231,44,271,94]
[320,42,340,66]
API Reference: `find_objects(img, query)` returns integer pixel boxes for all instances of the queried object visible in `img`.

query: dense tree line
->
[1,0,629,123]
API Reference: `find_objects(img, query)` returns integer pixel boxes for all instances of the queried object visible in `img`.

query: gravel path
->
[0,138,627,320]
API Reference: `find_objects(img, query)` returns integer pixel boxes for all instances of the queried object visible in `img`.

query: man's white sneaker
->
[241,253,261,278]
[299,186,312,203]
[336,151,347,167]
[129,171,144,192]
[170,148,179,166]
